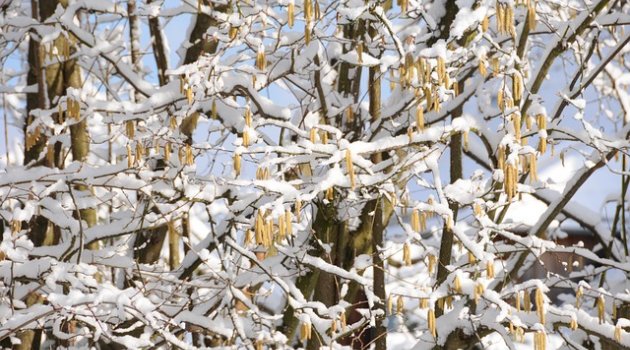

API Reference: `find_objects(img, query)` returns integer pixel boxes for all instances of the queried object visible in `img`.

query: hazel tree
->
[0,0,630,349]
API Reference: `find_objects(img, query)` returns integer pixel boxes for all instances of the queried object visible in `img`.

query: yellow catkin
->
[462,130,470,152]
[437,57,446,86]
[68,99,75,119]
[299,321,312,341]
[497,89,505,112]
[287,1,295,28]
[46,144,54,165]
[403,243,411,266]
[10,219,21,234]
[285,210,292,236]
[211,99,218,119]
[473,203,483,216]
[164,142,171,162]
[389,69,397,92]
[479,57,488,77]
[346,106,354,124]
[400,67,408,89]
[423,86,432,110]
[126,120,135,139]
[229,26,238,40]
[529,153,538,182]
[527,2,537,31]
[305,22,311,45]
[523,290,531,311]
[397,296,404,315]
[244,229,253,245]
[233,153,241,176]
[135,142,144,165]
[186,86,193,104]
[453,275,462,293]
[515,291,521,311]
[428,254,436,275]
[486,260,495,278]
[304,0,313,22]
[411,209,421,232]
[504,163,517,201]
[420,298,429,309]
[278,215,286,241]
[512,72,522,103]
[72,99,81,120]
[474,283,485,302]
[534,331,546,350]
[243,130,250,147]
[127,144,133,168]
[245,106,252,127]
[326,187,334,201]
[295,199,302,223]
[400,0,408,12]
[415,105,425,134]
[314,0,321,20]
[185,144,194,165]
[254,210,264,245]
[492,57,500,76]
[346,150,356,189]
[387,295,394,314]
[536,113,547,130]
[420,212,427,231]
[177,145,185,165]
[423,59,431,83]
[427,309,436,338]
[507,5,516,38]
[340,311,347,330]
[321,130,328,144]
[256,46,266,70]
[597,295,605,324]
[538,137,547,154]
[570,317,578,330]
[512,113,521,140]
[481,16,489,32]
[310,128,317,143]
[256,166,270,180]
[615,326,622,342]
[266,219,274,246]
[537,115,547,154]
[515,327,525,342]
[25,126,42,151]
[525,114,533,131]
[169,116,178,129]
[405,53,414,82]
[432,88,441,112]
[535,288,545,324]
[496,1,505,34]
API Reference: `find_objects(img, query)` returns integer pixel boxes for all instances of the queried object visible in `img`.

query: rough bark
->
[371,197,387,350]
